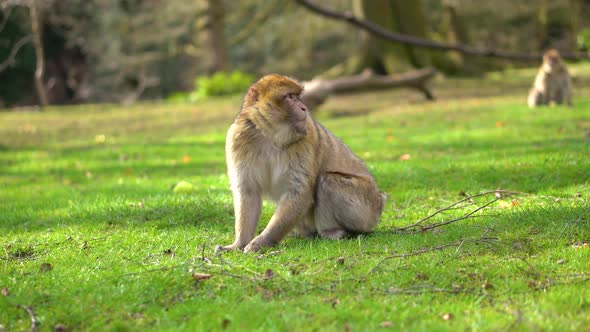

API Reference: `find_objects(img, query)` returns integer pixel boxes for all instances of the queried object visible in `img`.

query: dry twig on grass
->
[17,305,39,332]
[367,236,499,275]
[391,190,523,233]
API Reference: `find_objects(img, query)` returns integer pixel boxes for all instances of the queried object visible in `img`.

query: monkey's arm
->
[216,186,262,252]
[244,189,313,252]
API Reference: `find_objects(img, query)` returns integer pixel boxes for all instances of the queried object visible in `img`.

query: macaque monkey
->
[527,49,573,108]
[217,74,386,253]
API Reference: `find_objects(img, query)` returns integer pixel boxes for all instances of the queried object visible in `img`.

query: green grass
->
[1,65,590,331]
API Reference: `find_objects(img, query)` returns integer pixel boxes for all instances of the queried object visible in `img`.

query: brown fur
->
[216,74,386,253]
[528,49,573,107]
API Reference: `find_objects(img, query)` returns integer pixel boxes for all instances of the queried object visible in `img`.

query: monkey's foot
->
[243,241,262,253]
[319,228,349,240]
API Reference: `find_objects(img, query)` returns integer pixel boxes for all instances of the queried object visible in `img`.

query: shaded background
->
[0,0,589,108]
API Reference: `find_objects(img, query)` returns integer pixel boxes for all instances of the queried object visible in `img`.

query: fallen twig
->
[367,237,498,274]
[558,216,584,240]
[17,305,39,332]
[392,190,522,233]
[382,285,477,295]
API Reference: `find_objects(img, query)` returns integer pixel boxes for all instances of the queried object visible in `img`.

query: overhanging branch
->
[294,0,590,62]
[0,35,33,72]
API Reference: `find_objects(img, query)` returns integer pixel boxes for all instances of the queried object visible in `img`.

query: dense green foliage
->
[1,65,589,331]
[168,71,255,103]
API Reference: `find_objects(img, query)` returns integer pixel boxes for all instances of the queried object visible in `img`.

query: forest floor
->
[1,64,590,331]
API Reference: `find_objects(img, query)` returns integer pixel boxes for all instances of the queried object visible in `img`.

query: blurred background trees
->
[0,0,588,108]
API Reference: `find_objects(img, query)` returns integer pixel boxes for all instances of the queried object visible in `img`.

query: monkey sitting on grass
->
[216,74,386,253]
[527,49,573,108]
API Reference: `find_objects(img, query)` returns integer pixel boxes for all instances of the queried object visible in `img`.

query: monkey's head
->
[243,74,309,145]
[542,49,563,73]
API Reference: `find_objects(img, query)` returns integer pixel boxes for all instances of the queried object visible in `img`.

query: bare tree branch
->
[0,34,32,72]
[294,0,590,61]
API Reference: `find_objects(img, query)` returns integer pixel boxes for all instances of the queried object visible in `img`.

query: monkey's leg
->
[566,93,573,106]
[243,192,313,252]
[555,87,573,106]
[554,88,564,104]
[216,188,262,252]
[314,172,384,240]
[293,209,318,238]
[528,89,543,108]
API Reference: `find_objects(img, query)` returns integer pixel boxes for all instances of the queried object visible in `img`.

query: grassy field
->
[1,65,590,331]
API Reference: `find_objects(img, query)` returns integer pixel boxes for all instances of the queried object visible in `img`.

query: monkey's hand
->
[214,243,241,254]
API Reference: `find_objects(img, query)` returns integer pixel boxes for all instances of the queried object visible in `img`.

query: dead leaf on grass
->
[414,272,429,280]
[498,200,519,208]
[54,323,67,332]
[1,287,8,296]
[40,262,53,272]
[192,273,212,281]
[263,269,274,280]
[379,321,393,328]
[399,153,411,161]
[325,298,340,308]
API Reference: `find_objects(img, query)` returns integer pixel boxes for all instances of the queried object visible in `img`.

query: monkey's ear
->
[246,86,259,105]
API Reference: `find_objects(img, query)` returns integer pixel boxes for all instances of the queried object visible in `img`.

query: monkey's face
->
[279,91,308,135]
[245,75,309,144]
[542,50,562,73]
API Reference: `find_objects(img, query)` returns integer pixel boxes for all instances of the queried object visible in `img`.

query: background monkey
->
[217,74,386,253]
[527,49,573,108]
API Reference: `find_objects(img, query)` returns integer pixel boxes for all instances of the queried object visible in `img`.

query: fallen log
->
[302,67,437,109]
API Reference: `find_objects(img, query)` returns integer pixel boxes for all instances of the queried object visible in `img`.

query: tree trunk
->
[30,1,48,108]
[537,0,578,52]
[569,0,582,51]
[352,0,431,74]
[432,1,479,74]
[206,0,229,73]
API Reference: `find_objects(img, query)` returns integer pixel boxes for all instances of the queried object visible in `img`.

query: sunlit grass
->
[1,65,589,331]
